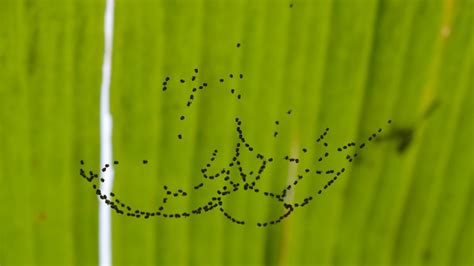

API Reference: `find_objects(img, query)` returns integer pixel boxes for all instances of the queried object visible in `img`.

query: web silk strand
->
[99,0,115,265]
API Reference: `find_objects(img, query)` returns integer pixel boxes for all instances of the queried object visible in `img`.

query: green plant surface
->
[0,0,472,265]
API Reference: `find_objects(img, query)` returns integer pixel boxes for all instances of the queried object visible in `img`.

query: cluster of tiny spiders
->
[80,48,392,226]
[80,119,391,226]
[80,1,390,225]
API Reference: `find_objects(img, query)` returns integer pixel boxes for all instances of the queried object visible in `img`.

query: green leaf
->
[0,0,472,265]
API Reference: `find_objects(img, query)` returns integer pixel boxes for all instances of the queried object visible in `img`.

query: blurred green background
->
[0,0,473,265]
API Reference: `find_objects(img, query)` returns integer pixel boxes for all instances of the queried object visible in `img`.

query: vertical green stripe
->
[334,1,418,265]
[1,0,35,264]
